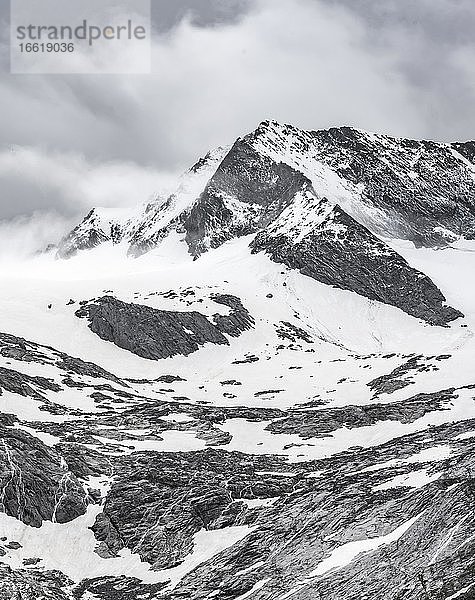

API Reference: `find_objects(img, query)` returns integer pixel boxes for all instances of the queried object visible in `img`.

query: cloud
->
[151,0,253,32]
[149,0,423,146]
[0,211,70,261]
[1,0,475,227]
[0,146,178,220]
[0,145,178,261]
[316,0,475,139]
[0,0,422,166]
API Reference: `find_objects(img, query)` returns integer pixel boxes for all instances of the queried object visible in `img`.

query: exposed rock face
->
[212,294,255,337]
[368,356,428,396]
[250,197,462,326]
[276,321,314,344]
[0,332,53,364]
[0,367,62,400]
[266,389,456,438]
[75,294,254,359]
[0,331,125,386]
[256,480,475,600]
[91,449,295,569]
[73,576,167,599]
[247,120,475,247]
[0,566,73,600]
[127,146,230,258]
[183,139,309,256]
[0,426,87,527]
[55,355,124,386]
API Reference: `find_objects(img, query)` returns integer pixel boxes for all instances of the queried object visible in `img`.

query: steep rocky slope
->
[247,121,475,246]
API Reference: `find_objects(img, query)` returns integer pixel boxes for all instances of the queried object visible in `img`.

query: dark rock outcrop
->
[368,356,428,396]
[183,138,309,256]
[0,367,61,400]
[75,295,253,360]
[0,331,124,386]
[266,389,456,439]
[212,294,255,336]
[251,201,462,326]
[0,565,73,600]
[73,576,167,599]
[0,427,87,527]
[92,449,294,569]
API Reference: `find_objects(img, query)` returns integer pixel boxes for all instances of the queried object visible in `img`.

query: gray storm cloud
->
[0,0,474,226]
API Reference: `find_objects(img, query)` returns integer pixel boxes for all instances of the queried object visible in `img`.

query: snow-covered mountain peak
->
[51,120,475,325]
[126,144,230,257]
[55,145,230,260]
[57,120,475,262]
[249,119,380,152]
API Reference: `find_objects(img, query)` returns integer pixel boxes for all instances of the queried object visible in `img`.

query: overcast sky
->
[1,0,475,252]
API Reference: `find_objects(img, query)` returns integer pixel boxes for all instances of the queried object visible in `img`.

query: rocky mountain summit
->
[58,122,475,261]
[2,121,475,599]
[55,121,475,325]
